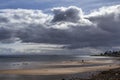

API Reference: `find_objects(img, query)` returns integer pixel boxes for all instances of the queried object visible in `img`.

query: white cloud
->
[0,5,120,53]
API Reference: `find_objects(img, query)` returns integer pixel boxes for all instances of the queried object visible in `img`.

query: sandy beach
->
[0,60,119,75]
[0,56,119,80]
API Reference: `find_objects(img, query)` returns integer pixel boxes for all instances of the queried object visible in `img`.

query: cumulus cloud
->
[0,5,120,49]
[51,6,83,22]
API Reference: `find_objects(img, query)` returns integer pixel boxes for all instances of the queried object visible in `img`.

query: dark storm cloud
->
[0,17,9,23]
[17,24,71,44]
[52,6,83,22]
[0,5,120,49]
[0,27,12,40]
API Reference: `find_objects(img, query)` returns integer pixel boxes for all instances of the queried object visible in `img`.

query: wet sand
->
[0,59,119,80]
[0,60,119,74]
[0,64,119,75]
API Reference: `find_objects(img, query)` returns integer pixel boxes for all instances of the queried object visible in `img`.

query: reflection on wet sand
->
[0,56,119,80]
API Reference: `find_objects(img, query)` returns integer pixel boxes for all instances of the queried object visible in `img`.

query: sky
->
[0,0,120,55]
[0,0,120,12]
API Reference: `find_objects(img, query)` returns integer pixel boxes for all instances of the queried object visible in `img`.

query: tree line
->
[100,50,120,57]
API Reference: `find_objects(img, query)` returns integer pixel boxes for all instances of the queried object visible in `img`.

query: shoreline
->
[0,65,119,80]
[0,60,119,75]
[0,65,119,75]
[0,59,119,80]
